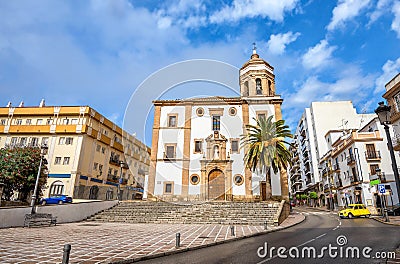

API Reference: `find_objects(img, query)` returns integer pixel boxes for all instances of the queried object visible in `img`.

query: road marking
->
[297,238,315,247]
[333,225,339,230]
[214,226,223,242]
[315,233,326,239]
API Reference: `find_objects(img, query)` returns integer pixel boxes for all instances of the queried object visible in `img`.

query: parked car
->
[387,203,400,216]
[40,195,73,205]
[339,204,371,219]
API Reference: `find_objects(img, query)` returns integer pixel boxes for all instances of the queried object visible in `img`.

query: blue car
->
[40,195,73,205]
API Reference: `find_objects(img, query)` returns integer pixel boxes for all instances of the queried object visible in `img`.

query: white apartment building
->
[320,117,400,211]
[289,101,375,199]
[383,73,400,150]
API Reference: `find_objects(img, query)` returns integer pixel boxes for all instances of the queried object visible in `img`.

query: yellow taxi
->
[339,204,371,219]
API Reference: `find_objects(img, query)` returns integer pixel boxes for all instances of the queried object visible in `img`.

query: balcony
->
[107,174,128,185]
[332,163,340,171]
[335,181,343,188]
[293,181,303,186]
[365,151,381,161]
[107,174,119,183]
[347,155,355,165]
[109,157,120,166]
[390,105,400,124]
[349,175,359,183]
[392,134,400,151]
[369,172,387,183]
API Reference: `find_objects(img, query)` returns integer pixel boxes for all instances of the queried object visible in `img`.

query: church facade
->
[147,49,288,201]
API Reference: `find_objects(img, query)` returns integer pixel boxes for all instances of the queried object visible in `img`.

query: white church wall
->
[154,161,183,196]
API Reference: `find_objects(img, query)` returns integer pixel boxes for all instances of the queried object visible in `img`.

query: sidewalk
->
[372,215,400,226]
[0,213,305,264]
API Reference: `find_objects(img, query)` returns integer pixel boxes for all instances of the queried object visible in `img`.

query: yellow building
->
[0,101,150,200]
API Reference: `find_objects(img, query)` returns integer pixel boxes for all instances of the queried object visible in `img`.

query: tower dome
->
[239,44,275,98]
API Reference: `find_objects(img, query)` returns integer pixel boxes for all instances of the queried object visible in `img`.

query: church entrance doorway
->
[208,169,225,200]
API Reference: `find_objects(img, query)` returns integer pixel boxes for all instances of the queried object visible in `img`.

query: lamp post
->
[375,102,400,204]
[118,161,125,201]
[30,144,48,214]
[327,171,334,211]
[0,182,4,207]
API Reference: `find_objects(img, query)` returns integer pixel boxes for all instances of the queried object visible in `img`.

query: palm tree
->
[241,116,293,200]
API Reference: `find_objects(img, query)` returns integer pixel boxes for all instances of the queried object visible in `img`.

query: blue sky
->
[1,0,400,144]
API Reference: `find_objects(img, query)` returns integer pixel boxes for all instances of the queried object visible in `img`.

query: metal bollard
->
[264,221,268,230]
[230,225,235,236]
[62,244,71,264]
[176,233,181,248]
[384,209,390,222]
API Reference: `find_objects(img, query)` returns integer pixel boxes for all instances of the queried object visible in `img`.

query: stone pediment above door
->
[205,131,228,160]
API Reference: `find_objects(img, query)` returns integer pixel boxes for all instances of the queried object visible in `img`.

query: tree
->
[242,116,293,200]
[0,146,48,202]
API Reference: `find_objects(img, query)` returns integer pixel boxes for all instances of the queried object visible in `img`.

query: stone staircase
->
[87,201,283,225]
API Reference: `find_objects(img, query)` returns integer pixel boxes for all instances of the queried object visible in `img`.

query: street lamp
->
[30,144,48,214]
[375,101,400,205]
[0,182,4,207]
[118,161,126,201]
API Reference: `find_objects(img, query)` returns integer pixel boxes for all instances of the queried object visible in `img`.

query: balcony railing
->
[347,155,355,165]
[349,175,359,183]
[333,163,340,171]
[365,151,381,160]
[107,174,119,183]
[392,134,400,150]
[109,157,120,165]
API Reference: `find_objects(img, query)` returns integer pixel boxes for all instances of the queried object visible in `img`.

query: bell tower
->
[239,44,275,98]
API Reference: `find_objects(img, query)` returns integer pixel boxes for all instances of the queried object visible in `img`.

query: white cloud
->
[209,0,299,23]
[155,0,208,29]
[327,0,371,31]
[287,66,374,108]
[374,57,400,94]
[368,0,392,25]
[157,16,172,29]
[392,1,400,38]
[267,32,301,55]
[301,40,337,69]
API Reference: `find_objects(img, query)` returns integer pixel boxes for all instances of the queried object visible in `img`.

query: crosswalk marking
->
[301,212,337,215]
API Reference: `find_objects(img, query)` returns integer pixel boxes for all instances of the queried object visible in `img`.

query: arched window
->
[49,181,64,196]
[89,185,99,200]
[106,188,114,200]
[243,81,249,96]
[268,80,272,95]
[256,78,262,95]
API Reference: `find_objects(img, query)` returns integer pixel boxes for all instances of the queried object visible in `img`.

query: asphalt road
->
[136,208,400,264]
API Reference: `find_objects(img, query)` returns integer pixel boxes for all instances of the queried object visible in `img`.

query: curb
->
[371,217,400,226]
[109,214,306,264]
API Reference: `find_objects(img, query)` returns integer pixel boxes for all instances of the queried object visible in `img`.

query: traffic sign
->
[378,184,386,194]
